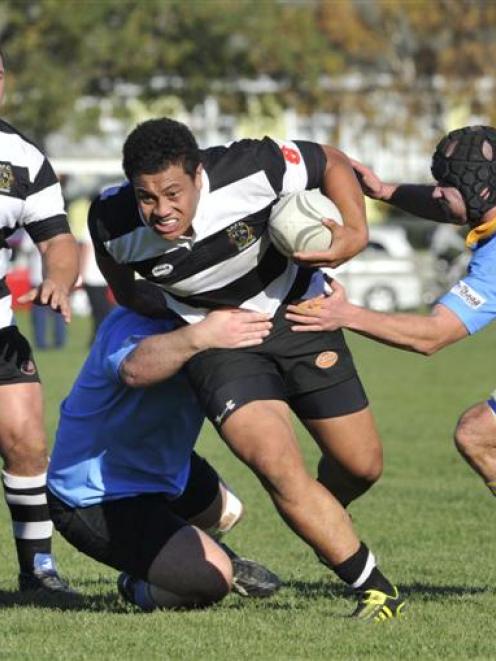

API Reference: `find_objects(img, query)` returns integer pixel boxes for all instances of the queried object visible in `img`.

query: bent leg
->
[147,526,232,608]
[304,407,383,507]
[220,399,360,566]
[454,399,496,490]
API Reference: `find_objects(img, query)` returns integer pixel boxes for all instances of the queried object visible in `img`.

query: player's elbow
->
[119,359,147,388]
[411,338,443,356]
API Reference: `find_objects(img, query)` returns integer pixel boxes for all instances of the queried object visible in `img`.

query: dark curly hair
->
[122,117,200,181]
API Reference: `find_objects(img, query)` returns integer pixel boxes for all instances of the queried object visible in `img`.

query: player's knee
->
[454,405,487,461]
[197,551,233,604]
[0,427,47,474]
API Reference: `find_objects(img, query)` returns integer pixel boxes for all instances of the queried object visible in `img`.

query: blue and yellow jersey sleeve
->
[438,233,496,334]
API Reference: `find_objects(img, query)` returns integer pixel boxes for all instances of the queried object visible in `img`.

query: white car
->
[325,225,423,312]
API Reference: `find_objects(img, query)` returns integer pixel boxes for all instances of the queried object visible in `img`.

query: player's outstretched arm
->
[18,233,79,323]
[286,278,467,355]
[351,159,460,224]
[120,309,273,387]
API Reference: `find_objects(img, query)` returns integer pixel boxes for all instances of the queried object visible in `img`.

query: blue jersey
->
[439,233,496,334]
[47,307,204,507]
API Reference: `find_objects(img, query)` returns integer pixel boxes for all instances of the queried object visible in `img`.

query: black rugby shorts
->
[186,306,367,427]
[0,326,40,384]
[47,453,220,580]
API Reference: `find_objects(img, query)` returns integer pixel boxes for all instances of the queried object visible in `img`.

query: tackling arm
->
[286,279,468,355]
[120,309,272,387]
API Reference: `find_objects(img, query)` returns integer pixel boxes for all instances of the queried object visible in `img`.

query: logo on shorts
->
[450,280,485,309]
[0,163,14,193]
[226,222,256,251]
[315,351,338,369]
[20,360,37,376]
[151,263,174,278]
[215,399,236,426]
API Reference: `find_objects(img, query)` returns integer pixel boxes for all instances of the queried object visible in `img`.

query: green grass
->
[0,311,494,659]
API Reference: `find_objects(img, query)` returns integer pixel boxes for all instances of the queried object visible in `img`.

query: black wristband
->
[389,184,454,223]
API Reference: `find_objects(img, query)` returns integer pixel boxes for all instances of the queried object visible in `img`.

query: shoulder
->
[201,137,285,192]
[89,181,141,240]
[0,119,46,175]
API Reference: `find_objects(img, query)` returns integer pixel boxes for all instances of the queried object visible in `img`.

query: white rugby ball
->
[268,189,342,257]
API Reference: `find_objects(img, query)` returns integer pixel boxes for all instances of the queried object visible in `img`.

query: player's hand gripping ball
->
[268,190,343,257]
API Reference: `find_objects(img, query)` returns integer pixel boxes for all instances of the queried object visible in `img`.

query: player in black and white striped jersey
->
[89,118,404,620]
[0,49,79,596]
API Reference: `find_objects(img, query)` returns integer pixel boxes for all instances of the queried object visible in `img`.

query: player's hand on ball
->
[293,221,364,269]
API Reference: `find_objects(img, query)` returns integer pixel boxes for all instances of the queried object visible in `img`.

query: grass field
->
[1,311,494,660]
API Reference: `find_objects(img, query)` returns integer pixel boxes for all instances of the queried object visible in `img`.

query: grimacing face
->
[134,163,203,240]
[432,185,468,223]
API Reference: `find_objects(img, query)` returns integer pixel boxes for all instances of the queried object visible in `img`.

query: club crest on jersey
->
[151,263,174,278]
[0,163,14,193]
[226,221,256,251]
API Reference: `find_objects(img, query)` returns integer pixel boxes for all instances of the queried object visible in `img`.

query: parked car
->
[325,225,424,312]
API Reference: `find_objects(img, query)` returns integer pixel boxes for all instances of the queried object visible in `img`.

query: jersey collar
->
[465,213,496,248]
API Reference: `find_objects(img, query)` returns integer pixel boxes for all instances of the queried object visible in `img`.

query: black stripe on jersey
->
[202,137,285,195]
[89,184,140,255]
[29,157,60,196]
[283,267,315,303]
[166,244,288,309]
[295,141,327,190]
[131,204,274,286]
[0,162,29,200]
[25,216,71,243]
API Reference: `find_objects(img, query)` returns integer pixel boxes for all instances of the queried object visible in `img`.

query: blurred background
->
[1,0,495,333]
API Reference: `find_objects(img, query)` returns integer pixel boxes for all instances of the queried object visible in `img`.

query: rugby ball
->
[268,189,342,257]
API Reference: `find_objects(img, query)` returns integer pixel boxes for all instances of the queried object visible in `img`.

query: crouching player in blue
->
[47,303,280,609]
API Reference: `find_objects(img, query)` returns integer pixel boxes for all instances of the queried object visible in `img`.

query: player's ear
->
[195,164,203,189]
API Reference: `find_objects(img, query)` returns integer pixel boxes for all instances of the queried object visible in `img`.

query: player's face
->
[432,185,467,223]
[0,56,5,105]
[134,163,202,240]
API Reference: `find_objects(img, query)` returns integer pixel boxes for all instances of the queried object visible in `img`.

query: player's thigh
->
[220,399,309,493]
[0,326,44,444]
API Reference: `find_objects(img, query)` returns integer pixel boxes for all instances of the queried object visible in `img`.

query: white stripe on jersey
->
[273,139,309,194]
[165,237,269,296]
[0,130,44,180]
[0,294,14,328]
[195,170,276,240]
[21,182,65,226]
[105,225,171,264]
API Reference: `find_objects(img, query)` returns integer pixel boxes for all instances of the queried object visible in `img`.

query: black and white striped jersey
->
[0,119,70,327]
[90,137,327,322]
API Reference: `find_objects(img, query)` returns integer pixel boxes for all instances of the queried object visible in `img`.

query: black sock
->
[333,542,394,594]
[2,471,53,573]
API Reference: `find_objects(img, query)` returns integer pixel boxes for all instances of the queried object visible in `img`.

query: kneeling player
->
[47,303,280,609]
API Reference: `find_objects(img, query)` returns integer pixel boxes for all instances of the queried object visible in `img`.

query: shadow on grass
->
[288,578,496,601]
[0,578,493,613]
